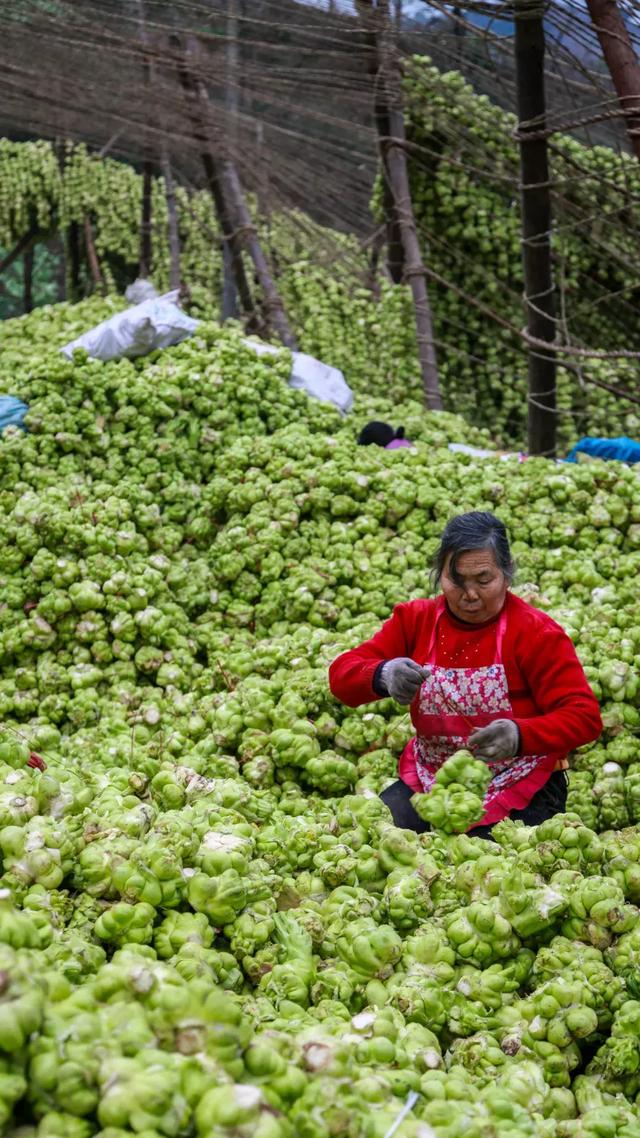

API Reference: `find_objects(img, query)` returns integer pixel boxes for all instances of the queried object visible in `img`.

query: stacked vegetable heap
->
[3,301,640,1137]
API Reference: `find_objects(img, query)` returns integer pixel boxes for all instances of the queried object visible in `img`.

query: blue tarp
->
[0,395,28,433]
[566,436,640,466]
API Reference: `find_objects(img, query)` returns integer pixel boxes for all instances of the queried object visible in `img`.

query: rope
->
[0,0,639,435]
[403,265,428,281]
[514,102,640,143]
[522,332,640,361]
[421,261,640,372]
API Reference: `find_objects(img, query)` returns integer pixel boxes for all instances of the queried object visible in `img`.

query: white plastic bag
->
[448,443,496,458]
[289,351,353,414]
[124,278,159,305]
[448,442,526,463]
[243,339,353,414]
[244,340,280,360]
[61,291,199,362]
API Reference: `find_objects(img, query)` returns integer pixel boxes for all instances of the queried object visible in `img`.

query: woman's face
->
[441,548,508,624]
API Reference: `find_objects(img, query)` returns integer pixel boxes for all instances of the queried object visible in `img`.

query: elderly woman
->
[329,511,602,837]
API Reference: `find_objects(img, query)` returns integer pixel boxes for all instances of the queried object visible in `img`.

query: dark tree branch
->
[358,0,404,283]
[586,0,640,162]
[0,226,39,276]
[23,247,34,314]
[65,220,82,303]
[84,215,105,293]
[175,34,256,326]
[359,0,442,410]
[224,161,298,348]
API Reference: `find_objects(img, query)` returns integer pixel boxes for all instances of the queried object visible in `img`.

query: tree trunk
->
[84,215,105,294]
[361,0,442,410]
[586,0,640,160]
[514,0,556,457]
[255,121,270,219]
[223,162,298,349]
[66,221,82,302]
[176,34,295,346]
[453,6,465,60]
[223,0,240,320]
[161,151,181,290]
[175,36,256,325]
[365,227,386,300]
[0,226,38,276]
[23,247,34,314]
[225,0,240,125]
[54,140,81,303]
[137,0,154,279]
[384,104,442,410]
[359,3,404,282]
[140,164,153,279]
[377,112,405,283]
[53,235,66,301]
[221,243,238,322]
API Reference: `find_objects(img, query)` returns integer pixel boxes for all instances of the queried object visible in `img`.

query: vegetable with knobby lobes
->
[3,267,640,1136]
[411,750,491,834]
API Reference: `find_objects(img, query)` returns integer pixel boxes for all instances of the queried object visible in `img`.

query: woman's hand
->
[380,658,428,704]
[468,719,519,762]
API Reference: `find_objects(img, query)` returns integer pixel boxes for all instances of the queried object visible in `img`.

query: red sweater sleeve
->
[513,616,603,757]
[329,601,425,708]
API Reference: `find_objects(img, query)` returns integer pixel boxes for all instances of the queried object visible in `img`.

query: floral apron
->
[404,597,553,823]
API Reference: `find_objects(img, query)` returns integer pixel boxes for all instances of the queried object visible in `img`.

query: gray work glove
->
[380,658,428,705]
[468,719,520,762]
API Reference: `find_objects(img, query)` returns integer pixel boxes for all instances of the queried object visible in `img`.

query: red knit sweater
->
[329,593,602,781]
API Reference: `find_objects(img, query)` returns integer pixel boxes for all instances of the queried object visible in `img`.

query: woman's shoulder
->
[408,596,438,610]
[507,592,567,639]
[391,596,439,624]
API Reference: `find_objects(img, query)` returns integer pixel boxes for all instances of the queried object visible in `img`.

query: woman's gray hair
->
[432,511,515,588]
